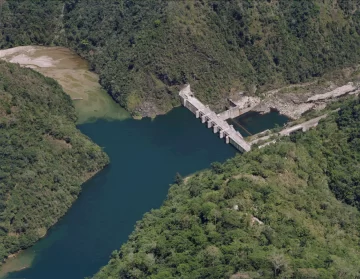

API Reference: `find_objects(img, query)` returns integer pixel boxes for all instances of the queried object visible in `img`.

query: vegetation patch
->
[94,97,360,279]
[0,61,109,262]
[63,0,360,116]
[3,1,360,116]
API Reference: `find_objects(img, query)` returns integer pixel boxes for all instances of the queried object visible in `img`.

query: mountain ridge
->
[3,0,360,117]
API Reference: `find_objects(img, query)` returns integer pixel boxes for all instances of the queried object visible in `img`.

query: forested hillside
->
[0,61,108,261]
[94,97,360,279]
[64,0,360,116]
[0,0,65,48]
[1,1,360,278]
[3,0,360,117]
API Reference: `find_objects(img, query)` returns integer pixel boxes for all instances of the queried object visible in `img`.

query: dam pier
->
[179,85,251,152]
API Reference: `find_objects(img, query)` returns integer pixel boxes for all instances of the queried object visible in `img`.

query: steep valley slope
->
[64,0,360,117]
[3,0,360,116]
[94,98,360,279]
[2,1,360,278]
[0,61,108,262]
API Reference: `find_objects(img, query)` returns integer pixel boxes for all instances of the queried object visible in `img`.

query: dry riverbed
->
[252,81,360,119]
[227,79,360,120]
[0,46,129,123]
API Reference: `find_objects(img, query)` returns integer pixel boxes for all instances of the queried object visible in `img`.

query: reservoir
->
[1,106,288,279]
[0,46,289,279]
[2,107,236,279]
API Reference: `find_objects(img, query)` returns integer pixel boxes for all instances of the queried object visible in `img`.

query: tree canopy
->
[3,1,360,116]
[0,61,108,261]
[94,98,360,279]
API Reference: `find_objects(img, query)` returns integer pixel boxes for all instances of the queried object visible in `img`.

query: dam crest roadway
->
[179,85,251,152]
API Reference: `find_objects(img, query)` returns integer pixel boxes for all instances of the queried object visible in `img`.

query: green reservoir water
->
[228,110,289,136]
[3,108,288,279]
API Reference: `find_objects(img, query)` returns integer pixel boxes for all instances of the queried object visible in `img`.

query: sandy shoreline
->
[0,46,129,124]
[0,46,58,68]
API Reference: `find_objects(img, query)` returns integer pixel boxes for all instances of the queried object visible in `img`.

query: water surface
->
[3,107,237,279]
[2,107,289,279]
[228,110,289,136]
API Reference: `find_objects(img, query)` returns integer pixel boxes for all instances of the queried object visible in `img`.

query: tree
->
[211,162,224,174]
[203,245,222,267]
[174,172,183,185]
[269,253,288,277]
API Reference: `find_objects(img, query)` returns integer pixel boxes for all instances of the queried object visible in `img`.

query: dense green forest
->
[3,0,360,116]
[0,0,65,48]
[94,98,360,279]
[0,61,108,261]
[2,1,360,277]
[63,0,360,116]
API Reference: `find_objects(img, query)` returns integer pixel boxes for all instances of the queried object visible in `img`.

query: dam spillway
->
[179,85,251,153]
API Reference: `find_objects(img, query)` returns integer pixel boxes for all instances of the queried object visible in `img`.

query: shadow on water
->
[227,110,289,136]
[3,107,237,279]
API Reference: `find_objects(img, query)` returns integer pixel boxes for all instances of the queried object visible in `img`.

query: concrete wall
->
[218,107,241,120]
[179,95,186,106]
[184,99,198,115]
[229,138,246,153]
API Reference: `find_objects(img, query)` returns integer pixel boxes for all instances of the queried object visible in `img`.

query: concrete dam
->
[179,84,332,152]
[179,85,251,152]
